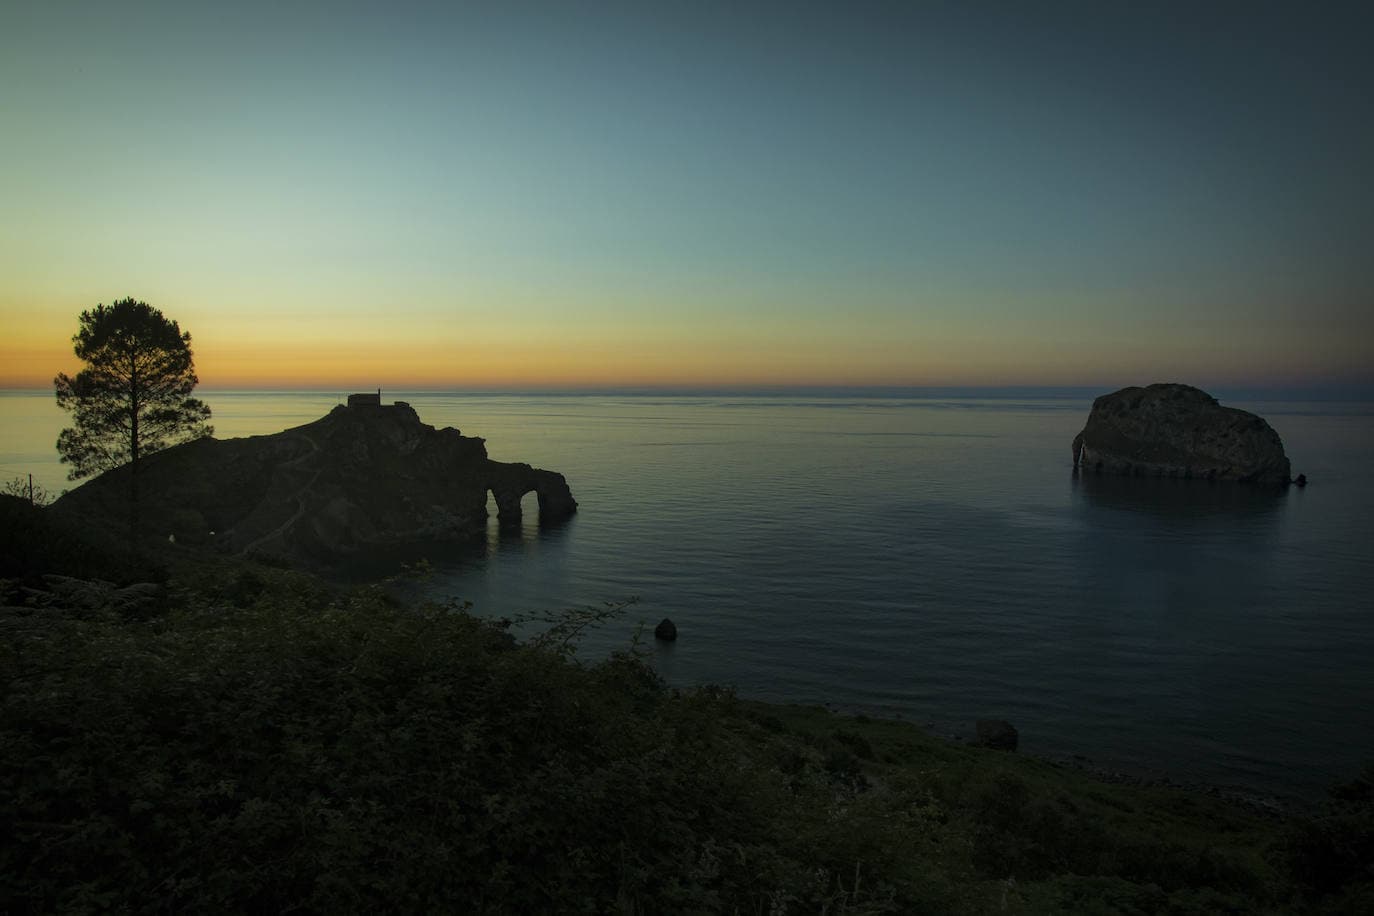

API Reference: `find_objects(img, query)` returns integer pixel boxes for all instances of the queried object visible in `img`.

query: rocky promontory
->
[51,400,576,564]
[1072,384,1291,485]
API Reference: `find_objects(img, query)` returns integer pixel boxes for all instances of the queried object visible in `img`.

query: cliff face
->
[51,402,576,563]
[1071,384,1291,485]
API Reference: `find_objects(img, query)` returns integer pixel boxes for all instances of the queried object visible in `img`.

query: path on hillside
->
[238,432,323,556]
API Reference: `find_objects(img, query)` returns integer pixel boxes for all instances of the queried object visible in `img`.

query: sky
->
[2,0,1371,391]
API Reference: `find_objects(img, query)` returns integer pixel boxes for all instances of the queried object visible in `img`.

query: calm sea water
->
[4,389,1373,800]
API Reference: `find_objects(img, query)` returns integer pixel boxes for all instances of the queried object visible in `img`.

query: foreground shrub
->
[0,494,165,585]
[1282,763,1374,910]
[1,585,963,913]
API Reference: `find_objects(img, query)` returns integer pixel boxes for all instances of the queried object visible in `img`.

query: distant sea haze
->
[3,389,1372,801]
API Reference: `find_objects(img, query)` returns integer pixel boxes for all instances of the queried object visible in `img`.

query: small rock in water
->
[1294,473,1307,487]
[976,719,1019,751]
[654,618,677,641]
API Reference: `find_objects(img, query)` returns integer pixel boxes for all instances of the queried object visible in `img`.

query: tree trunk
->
[129,369,140,551]
[129,459,140,554]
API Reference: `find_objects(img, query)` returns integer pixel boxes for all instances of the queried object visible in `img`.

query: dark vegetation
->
[2,509,1371,913]
[0,495,165,586]
[1,476,56,508]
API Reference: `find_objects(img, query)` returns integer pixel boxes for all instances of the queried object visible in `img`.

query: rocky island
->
[1072,383,1292,485]
[50,396,576,564]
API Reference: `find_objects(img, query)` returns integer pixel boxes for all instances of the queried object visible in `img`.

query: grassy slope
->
[749,702,1295,913]
[3,521,1371,913]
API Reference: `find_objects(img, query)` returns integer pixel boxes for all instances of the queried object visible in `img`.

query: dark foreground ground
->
[2,494,1371,914]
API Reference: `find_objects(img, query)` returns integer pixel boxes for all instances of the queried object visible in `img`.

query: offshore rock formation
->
[52,400,576,564]
[1072,384,1291,485]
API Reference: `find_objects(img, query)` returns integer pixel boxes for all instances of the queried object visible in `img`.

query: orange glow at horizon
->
[3,291,1368,392]
[6,330,1359,392]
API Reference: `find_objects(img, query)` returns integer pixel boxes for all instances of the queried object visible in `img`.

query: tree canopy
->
[54,298,212,480]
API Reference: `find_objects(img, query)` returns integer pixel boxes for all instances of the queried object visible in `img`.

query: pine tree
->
[54,298,212,537]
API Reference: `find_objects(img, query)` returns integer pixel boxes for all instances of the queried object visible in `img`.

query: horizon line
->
[5,381,1374,401]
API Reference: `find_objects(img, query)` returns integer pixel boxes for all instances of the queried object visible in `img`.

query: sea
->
[4,388,1373,803]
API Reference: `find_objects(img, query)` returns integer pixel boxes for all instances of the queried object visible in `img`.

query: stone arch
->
[488,483,529,528]
[485,463,578,528]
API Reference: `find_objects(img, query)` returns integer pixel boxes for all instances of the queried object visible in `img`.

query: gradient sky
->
[2,1,1371,389]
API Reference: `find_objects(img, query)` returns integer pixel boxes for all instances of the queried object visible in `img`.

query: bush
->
[1,476,56,507]
[0,585,966,913]
[0,494,165,585]
[1283,763,1374,902]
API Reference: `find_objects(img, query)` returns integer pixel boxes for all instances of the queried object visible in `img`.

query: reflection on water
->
[1071,471,1289,521]
[484,491,576,553]
[331,509,576,591]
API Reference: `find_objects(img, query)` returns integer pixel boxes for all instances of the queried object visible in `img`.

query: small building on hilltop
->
[347,390,382,408]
